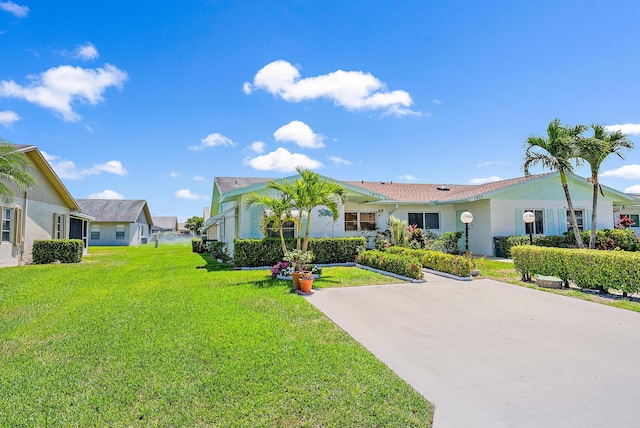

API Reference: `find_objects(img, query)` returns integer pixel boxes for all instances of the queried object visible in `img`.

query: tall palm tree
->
[244,191,295,256]
[269,166,347,252]
[0,142,37,203]
[577,124,633,248]
[523,119,587,248]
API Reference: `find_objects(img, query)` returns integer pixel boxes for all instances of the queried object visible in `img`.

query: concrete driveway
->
[306,273,640,428]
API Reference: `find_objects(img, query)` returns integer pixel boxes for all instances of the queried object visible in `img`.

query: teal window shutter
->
[558,209,568,233]
[546,209,555,235]
[515,208,524,235]
[585,209,592,230]
[250,206,260,238]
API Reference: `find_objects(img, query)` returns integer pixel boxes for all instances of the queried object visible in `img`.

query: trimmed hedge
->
[386,246,474,278]
[32,239,83,264]
[512,246,640,295]
[233,237,365,267]
[497,235,569,258]
[357,250,424,280]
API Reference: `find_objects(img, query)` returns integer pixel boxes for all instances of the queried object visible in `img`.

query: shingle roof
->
[215,177,274,194]
[152,216,178,230]
[344,173,554,202]
[77,199,150,223]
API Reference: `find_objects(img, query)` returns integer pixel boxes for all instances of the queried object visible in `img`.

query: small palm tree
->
[184,216,204,236]
[244,191,295,256]
[0,142,37,203]
[269,166,347,252]
[523,119,587,248]
[577,124,633,248]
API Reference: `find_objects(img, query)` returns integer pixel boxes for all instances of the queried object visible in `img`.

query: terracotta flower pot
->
[299,278,313,293]
[291,272,303,290]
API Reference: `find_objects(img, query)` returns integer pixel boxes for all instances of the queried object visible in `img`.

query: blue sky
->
[1,1,640,221]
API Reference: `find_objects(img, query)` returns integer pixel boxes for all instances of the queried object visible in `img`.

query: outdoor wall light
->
[523,211,535,245]
[460,211,473,253]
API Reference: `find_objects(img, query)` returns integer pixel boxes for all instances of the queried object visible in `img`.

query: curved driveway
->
[306,273,640,428]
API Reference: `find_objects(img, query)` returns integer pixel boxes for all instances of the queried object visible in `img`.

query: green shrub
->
[438,231,462,254]
[191,239,204,253]
[357,250,423,280]
[511,246,640,295]
[233,237,365,267]
[387,246,473,277]
[498,235,569,258]
[32,240,83,264]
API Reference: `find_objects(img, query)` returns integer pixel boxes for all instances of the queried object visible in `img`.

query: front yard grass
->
[477,258,640,313]
[0,243,432,426]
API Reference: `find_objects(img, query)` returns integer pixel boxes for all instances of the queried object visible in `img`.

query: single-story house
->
[77,199,152,246]
[151,216,179,234]
[1,144,93,267]
[202,172,640,257]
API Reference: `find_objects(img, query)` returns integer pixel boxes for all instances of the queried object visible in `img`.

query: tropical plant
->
[267,166,347,252]
[283,248,314,272]
[0,141,37,202]
[576,124,633,248]
[184,216,204,235]
[389,215,408,247]
[523,119,587,248]
[244,191,295,256]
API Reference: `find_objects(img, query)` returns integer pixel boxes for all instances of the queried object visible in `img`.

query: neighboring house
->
[77,199,152,246]
[202,172,640,256]
[151,216,178,234]
[0,145,93,267]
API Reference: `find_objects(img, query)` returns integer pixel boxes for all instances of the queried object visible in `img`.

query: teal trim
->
[249,205,260,238]
[585,209,591,231]
[546,209,555,235]
[515,208,524,235]
[558,209,567,233]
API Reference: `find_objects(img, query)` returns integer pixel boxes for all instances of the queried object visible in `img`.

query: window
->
[116,224,126,239]
[91,224,100,240]
[2,208,11,242]
[55,214,63,239]
[524,209,544,235]
[408,213,440,230]
[344,212,377,231]
[567,210,584,231]
[620,214,639,228]
[266,220,295,238]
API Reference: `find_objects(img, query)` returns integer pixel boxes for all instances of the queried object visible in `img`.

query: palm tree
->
[244,191,295,256]
[576,124,633,248]
[523,119,587,248]
[0,142,37,203]
[268,166,347,252]
[184,216,204,236]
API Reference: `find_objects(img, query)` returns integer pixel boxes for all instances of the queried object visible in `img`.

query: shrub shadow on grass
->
[196,253,235,272]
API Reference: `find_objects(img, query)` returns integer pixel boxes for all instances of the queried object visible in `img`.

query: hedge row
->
[497,235,568,258]
[32,239,83,264]
[386,246,474,278]
[512,246,640,295]
[233,237,365,267]
[356,250,424,280]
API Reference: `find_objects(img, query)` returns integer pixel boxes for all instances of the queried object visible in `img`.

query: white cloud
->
[273,120,324,149]
[244,60,417,116]
[476,160,510,167]
[170,171,180,178]
[73,42,99,61]
[244,147,323,172]
[602,164,640,179]
[624,185,640,194]
[87,189,124,199]
[193,176,205,181]
[175,188,209,200]
[469,176,502,184]
[249,141,265,153]
[42,152,127,179]
[398,174,419,182]
[605,123,640,136]
[189,132,236,150]
[0,64,127,121]
[329,155,352,166]
[0,110,19,127]
[0,1,29,18]
[432,99,441,105]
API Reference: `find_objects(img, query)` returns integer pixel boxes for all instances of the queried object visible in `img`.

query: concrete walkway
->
[306,273,640,428]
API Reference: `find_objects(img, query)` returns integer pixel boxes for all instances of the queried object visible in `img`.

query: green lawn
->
[0,243,432,426]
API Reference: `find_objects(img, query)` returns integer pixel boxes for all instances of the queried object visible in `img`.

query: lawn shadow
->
[195,252,235,272]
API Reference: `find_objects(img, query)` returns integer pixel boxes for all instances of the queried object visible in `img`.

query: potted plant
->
[283,249,314,290]
[298,271,314,294]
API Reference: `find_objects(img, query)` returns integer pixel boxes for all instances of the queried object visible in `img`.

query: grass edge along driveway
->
[0,243,433,427]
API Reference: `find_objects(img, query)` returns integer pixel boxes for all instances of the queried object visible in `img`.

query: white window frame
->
[408,212,441,231]
[116,224,126,240]
[344,212,377,231]
[566,209,584,231]
[91,224,100,240]
[524,209,544,235]
[1,207,11,243]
